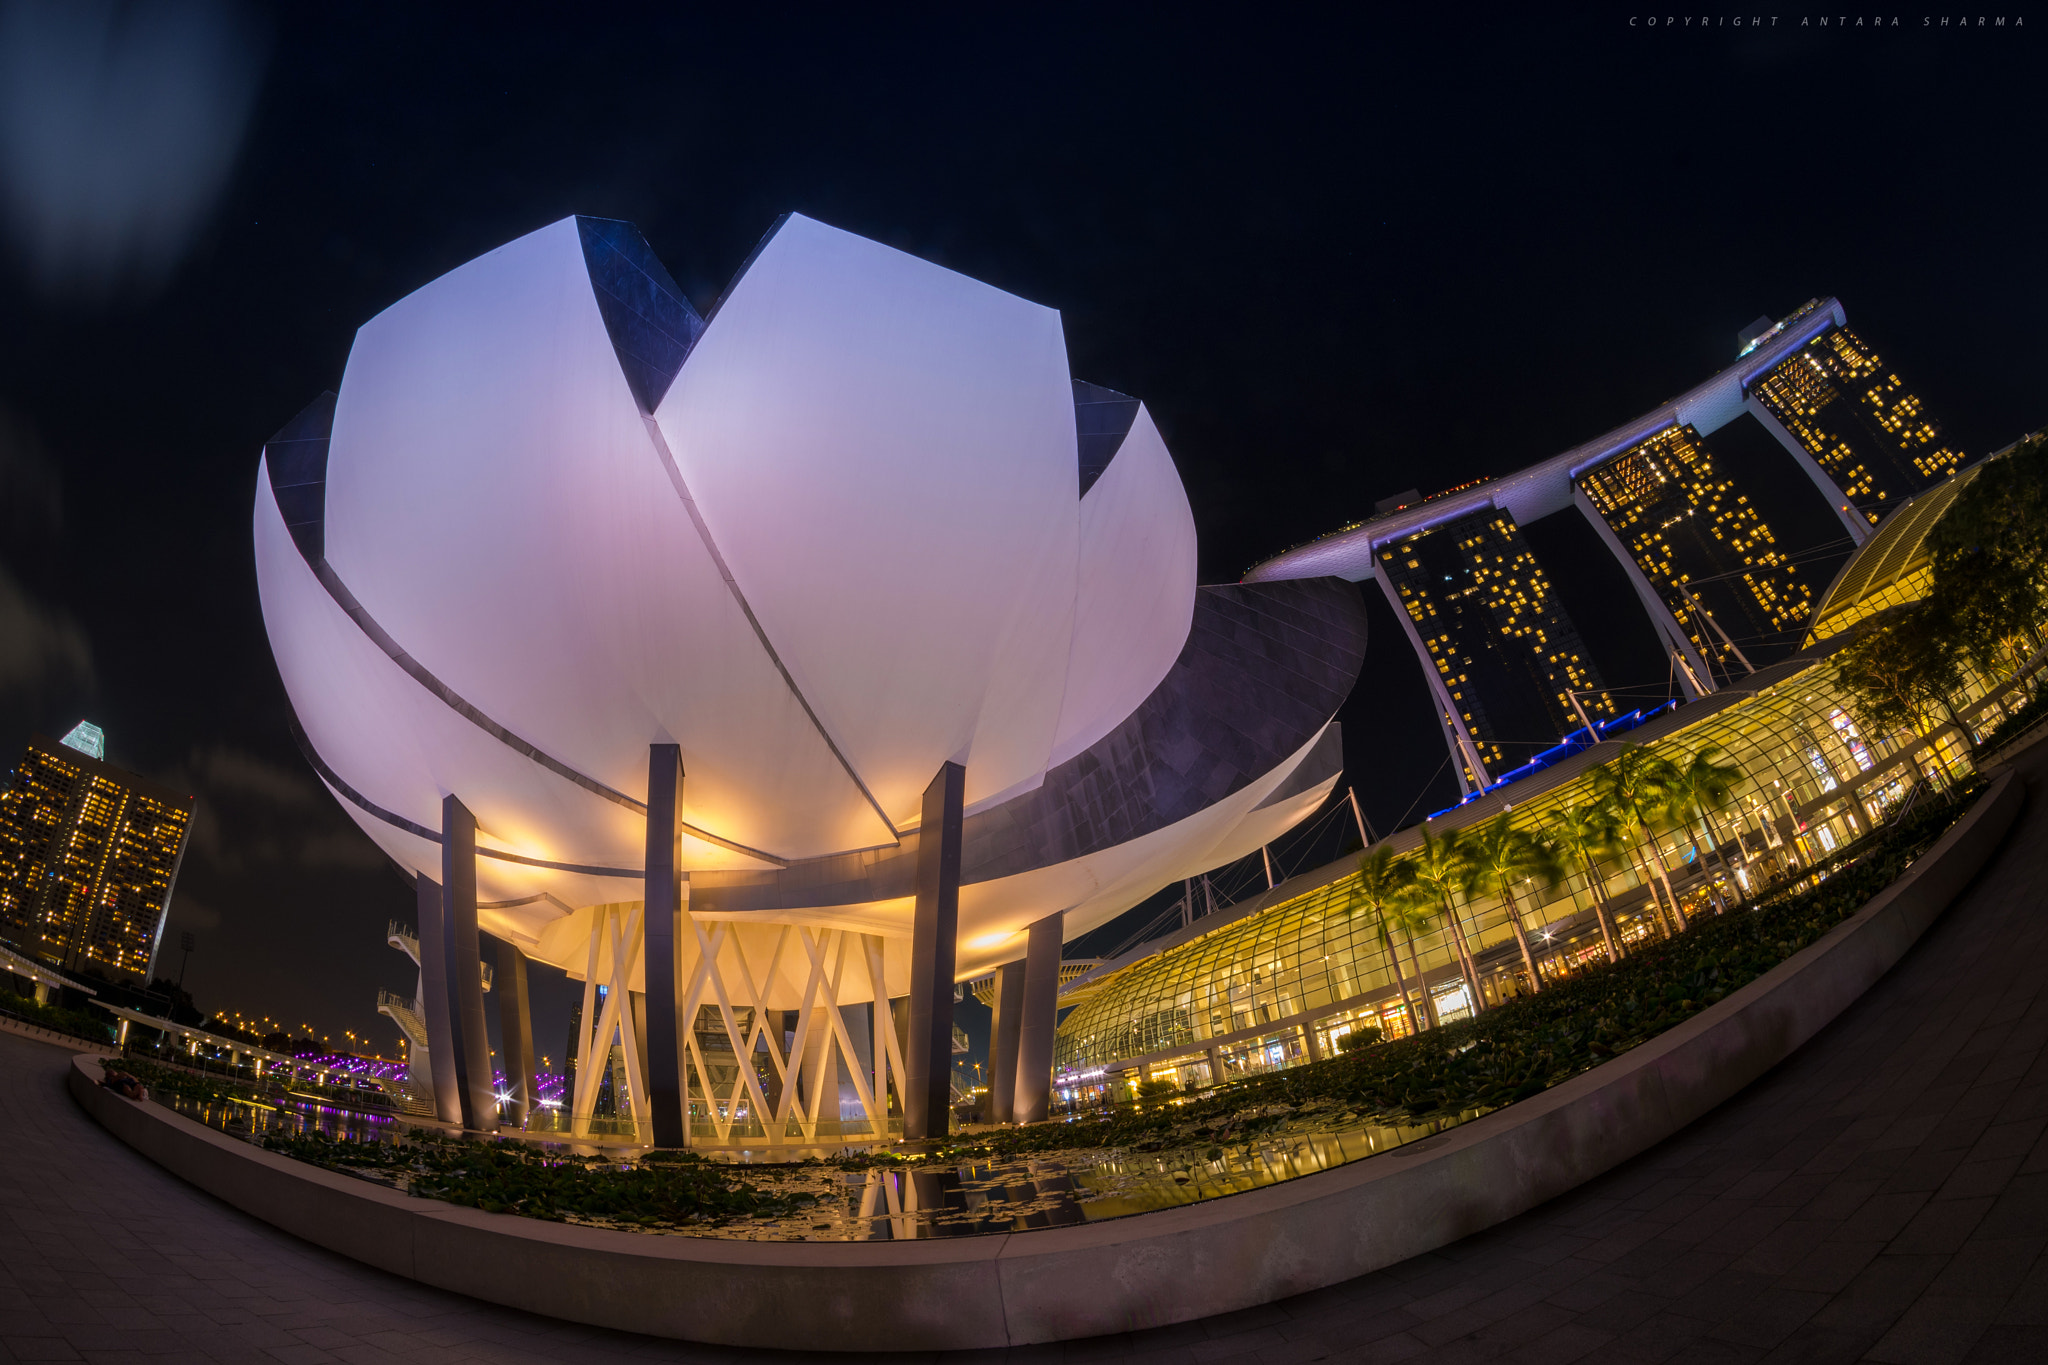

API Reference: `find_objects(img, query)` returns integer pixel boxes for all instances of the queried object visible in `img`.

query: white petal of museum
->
[253,213,1368,1006]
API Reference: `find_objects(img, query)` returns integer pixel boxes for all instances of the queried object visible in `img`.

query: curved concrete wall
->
[71,770,2022,1351]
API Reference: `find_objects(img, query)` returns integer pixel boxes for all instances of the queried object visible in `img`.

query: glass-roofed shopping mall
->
[1043,469,2033,1107]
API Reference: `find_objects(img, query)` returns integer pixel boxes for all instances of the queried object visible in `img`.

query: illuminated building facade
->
[254,213,1364,1143]
[1576,424,1812,682]
[1377,507,1608,779]
[0,730,194,986]
[1747,324,1963,528]
[1055,495,2022,1092]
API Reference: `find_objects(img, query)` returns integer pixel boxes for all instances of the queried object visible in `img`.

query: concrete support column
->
[989,959,1026,1123]
[1745,395,1874,545]
[415,871,461,1125]
[841,1002,874,1123]
[1013,910,1064,1124]
[1205,1044,1223,1088]
[630,992,649,1123]
[800,1005,834,1118]
[905,761,965,1141]
[1302,1021,1324,1063]
[1373,568,1493,792]
[496,939,535,1129]
[1572,485,1715,699]
[442,795,497,1134]
[642,744,688,1148]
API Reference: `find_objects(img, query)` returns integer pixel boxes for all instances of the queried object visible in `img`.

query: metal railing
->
[385,923,492,989]
[375,990,428,1050]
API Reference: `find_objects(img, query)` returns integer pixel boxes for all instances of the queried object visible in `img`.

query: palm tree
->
[1349,845,1430,1030]
[1592,744,1687,935]
[1663,744,1747,899]
[1410,824,1485,1015]
[1383,894,1442,1033]
[1461,814,1563,993]
[1544,799,1624,963]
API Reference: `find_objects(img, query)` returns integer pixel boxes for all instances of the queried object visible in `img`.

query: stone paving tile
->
[1503,1322,1613,1365]
[10,760,2048,1363]
[1888,1198,1996,1256]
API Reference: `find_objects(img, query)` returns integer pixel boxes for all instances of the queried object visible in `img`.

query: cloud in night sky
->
[0,405,59,536]
[190,745,320,808]
[172,745,383,876]
[165,890,222,933]
[0,564,90,695]
[0,0,265,300]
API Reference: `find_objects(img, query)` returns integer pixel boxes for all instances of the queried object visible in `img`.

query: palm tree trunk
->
[1401,931,1437,1030]
[1579,853,1620,962]
[1639,820,1689,931]
[1625,839,1673,938]
[1690,809,1736,904]
[1456,895,1494,1010]
[1501,883,1542,993]
[1439,895,1485,1015]
[1699,805,1743,899]
[1377,916,1422,1036]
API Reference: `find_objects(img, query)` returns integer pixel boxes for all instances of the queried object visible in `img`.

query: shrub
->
[964,786,1976,1164]
[1,989,114,1042]
[1337,1026,1382,1054]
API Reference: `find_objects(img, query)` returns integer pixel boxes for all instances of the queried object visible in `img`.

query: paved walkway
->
[8,754,2048,1365]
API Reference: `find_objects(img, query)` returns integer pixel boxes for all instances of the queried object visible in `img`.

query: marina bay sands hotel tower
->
[1247,299,1964,795]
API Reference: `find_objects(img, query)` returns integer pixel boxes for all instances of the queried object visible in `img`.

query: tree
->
[1383,895,1443,1032]
[1923,435,2048,705]
[1410,824,1486,1014]
[1835,605,1967,785]
[1337,1025,1383,1053]
[1461,814,1563,992]
[1928,433,2048,655]
[1931,558,2039,687]
[1350,845,1431,1030]
[1592,744,1687,934]
[1663,744,1748,898]
[1544,799,1624,963]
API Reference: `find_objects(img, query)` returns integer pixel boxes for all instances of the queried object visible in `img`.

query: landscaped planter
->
[71,769,2023,1350]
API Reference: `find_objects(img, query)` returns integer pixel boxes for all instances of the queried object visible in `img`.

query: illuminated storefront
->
[1053,562,2023,1086]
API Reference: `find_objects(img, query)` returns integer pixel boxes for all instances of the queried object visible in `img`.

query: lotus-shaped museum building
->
[254,212,1366,1141]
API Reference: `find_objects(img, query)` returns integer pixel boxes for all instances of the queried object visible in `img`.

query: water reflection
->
[168,1092,396,1145]
[162,1087,1485,1242]
[707,1107,1488,1242]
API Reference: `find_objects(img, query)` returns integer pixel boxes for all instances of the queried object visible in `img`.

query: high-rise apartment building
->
[0,726,194,986]
[1747,323,1963,527]
[1378,507,1609,777]
[1577,424,1812,682]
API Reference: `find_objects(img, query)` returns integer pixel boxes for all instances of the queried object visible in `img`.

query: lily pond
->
[144,1070,1484,1241]
[107,781,1976,1242]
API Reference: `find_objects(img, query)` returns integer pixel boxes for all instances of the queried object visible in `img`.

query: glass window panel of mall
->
[1054,650,2018,1082]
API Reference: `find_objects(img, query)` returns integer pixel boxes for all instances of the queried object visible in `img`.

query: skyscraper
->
[1378,506,1609,779]
[1746,323,1963,528]
[1576,424,1812,682]
[0,727,194,986]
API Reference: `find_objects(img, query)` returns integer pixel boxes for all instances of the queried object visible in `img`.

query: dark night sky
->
[0,7,2038,1058]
